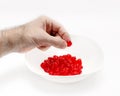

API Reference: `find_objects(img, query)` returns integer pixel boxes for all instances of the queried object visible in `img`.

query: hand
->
[21,16,71,52]
[0,16,71,56]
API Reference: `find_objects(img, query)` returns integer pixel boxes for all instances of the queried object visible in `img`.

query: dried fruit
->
[67,41,72,47]
[40,54,83,76]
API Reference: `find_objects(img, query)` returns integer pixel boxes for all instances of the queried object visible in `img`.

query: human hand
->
[21,16,71,52]
[0,16,71,56]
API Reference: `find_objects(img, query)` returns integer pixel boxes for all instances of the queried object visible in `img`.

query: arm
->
[0,25,31,57]
[0,16,71,57]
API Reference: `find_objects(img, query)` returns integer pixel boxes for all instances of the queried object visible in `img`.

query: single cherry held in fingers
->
[67,41,72,47]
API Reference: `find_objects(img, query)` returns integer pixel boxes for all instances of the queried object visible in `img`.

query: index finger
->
[46,17,71,41]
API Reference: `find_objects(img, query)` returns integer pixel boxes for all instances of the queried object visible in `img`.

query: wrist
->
[0,29,14,56]
[0,25,26,56]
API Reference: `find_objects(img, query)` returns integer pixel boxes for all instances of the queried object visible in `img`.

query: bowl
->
[25,34,104,83]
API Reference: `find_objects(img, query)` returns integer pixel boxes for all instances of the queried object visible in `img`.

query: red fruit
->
[67,41,72,47]
[40,54,83,76]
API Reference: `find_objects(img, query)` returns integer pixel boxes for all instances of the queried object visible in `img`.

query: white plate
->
[25,35,104,83]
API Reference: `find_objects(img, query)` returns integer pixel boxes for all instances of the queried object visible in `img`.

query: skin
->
[0,16,71,57]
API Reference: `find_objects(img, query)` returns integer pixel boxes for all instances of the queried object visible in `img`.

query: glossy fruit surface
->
[40,54,83,76]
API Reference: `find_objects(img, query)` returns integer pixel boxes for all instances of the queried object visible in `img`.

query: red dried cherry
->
[40,54,83,76]
[67,41,72,47]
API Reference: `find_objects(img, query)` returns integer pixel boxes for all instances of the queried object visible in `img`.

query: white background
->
[0,0,120,96]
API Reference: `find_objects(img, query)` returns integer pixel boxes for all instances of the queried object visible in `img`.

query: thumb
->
[48,36,67,49]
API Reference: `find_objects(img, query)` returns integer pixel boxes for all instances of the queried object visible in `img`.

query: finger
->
[58,27,71,41]
[46,17,71,41]
[37,46,50,51]
[48,35,67,49]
